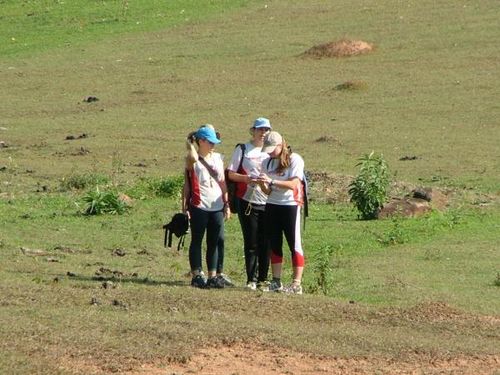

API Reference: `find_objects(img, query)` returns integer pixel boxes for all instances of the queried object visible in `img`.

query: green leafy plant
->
[308,244,337,295]
[376,218,409,246]
[80,187,128,215]
[348,152,390,220]
[150,175,184,198]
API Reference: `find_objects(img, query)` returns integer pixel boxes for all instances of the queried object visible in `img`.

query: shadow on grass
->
[66,274,186,287]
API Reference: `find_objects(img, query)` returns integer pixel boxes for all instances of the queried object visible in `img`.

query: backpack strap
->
[177,234,186,251]
[302,177,309,230]
[163,223,168,247]
[198,157,221,182]
[237,143,246,172]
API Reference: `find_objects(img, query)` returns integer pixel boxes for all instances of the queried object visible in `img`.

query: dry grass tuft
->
[304,39,374,58]
[334,80,368,91]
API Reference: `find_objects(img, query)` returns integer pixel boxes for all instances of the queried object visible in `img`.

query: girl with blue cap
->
[226,117,272,291]
[182,124,231,288]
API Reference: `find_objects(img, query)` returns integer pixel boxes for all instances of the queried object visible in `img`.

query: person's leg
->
[238,199,259,284]
[206,210,224,278]
[216,227,225,274]
[189,206,208,274]
[282,205,304,293]
[256,206,270,283]
[265,204,284,291]
[188,206,209,288]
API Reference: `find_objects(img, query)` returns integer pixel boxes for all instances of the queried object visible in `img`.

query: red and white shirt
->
[188,153,225,211]
[227,142,269,205]
[262,153,304,206]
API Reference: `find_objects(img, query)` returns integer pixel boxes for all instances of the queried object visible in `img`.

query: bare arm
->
[257,174,301,195]
[227,170,251,184]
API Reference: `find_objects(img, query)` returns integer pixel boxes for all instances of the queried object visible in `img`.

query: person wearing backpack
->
[227,117,272,291]
[256,131,306,295]
[182,125,231,289]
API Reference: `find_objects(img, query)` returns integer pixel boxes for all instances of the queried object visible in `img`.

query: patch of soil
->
[120,343,499,375]
[307,171,353,203]
[304,39,374,58]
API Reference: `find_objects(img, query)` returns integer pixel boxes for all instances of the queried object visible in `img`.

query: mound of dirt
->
[304,39,374,58]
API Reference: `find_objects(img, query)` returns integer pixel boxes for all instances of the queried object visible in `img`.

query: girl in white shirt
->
[227,117,272,290]
[257,131,305,295]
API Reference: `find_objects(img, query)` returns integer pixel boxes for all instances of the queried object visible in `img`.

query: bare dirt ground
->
[127,344,499,375]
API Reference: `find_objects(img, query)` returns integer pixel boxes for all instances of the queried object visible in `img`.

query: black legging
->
[237,198,270,283]
[264,203,304,267]
[188,205,224,273]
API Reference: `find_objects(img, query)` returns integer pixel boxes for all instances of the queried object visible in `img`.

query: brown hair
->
[275,138,292,174]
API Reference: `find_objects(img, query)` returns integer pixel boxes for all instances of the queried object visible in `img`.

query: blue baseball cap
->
[253,117,272,129]
[195,125,221,144]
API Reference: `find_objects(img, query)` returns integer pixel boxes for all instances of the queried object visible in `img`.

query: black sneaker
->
[191,274,207,288]
[207,276,225,289]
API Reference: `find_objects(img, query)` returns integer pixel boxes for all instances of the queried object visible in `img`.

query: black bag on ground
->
[163,213,189,251]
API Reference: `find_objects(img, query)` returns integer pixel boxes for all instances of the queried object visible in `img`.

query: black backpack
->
[163,213,189,251]
[224,143,246,213]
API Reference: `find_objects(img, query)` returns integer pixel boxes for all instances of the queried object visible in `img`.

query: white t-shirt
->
[188,153,224,211]
[261,153,305,206]
[227,142,269,205]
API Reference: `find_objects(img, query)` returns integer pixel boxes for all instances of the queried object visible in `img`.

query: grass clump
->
[60,173,109,191]
[148,175,184,198]
[127,175,184,199]
[307,244,337,295]
[375,218,409,246]
[80,186,129,215]
[349,152,390,220]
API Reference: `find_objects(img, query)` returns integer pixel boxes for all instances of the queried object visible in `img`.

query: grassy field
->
[1,0,499,374]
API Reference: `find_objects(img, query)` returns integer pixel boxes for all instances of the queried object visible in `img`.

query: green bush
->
[307,245,336,295]
[148,175,184,198]
[80,187,128,215]
[61,173,109,191]
[348,152,390,220]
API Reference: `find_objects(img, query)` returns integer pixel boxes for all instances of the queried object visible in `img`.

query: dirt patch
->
[307,171,353,203]
[303,39,374,58]
[120,343,499,375]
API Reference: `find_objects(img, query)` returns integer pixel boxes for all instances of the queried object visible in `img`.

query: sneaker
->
[246,281,257,291]
[283,283,303,295]
[256,281,270,292]
[268,279,283,292]
[207,276,225,289]
[191,274,207,289]
[217,273,234,287]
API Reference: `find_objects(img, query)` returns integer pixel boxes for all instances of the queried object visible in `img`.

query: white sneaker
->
[246,281,257,290]
[257,281,270,292]
[283,283,303,295]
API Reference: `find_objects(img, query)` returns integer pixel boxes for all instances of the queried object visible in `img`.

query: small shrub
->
[308,245,336,295]
[495,273,500,287]
[148,175,184,198]
[376,218,409,246]
[348,152,390,220]
[80,187,128,215]
[61,173,109,191]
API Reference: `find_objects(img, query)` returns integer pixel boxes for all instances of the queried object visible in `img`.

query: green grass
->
[0,0,250,57]
[0,0,499,373]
